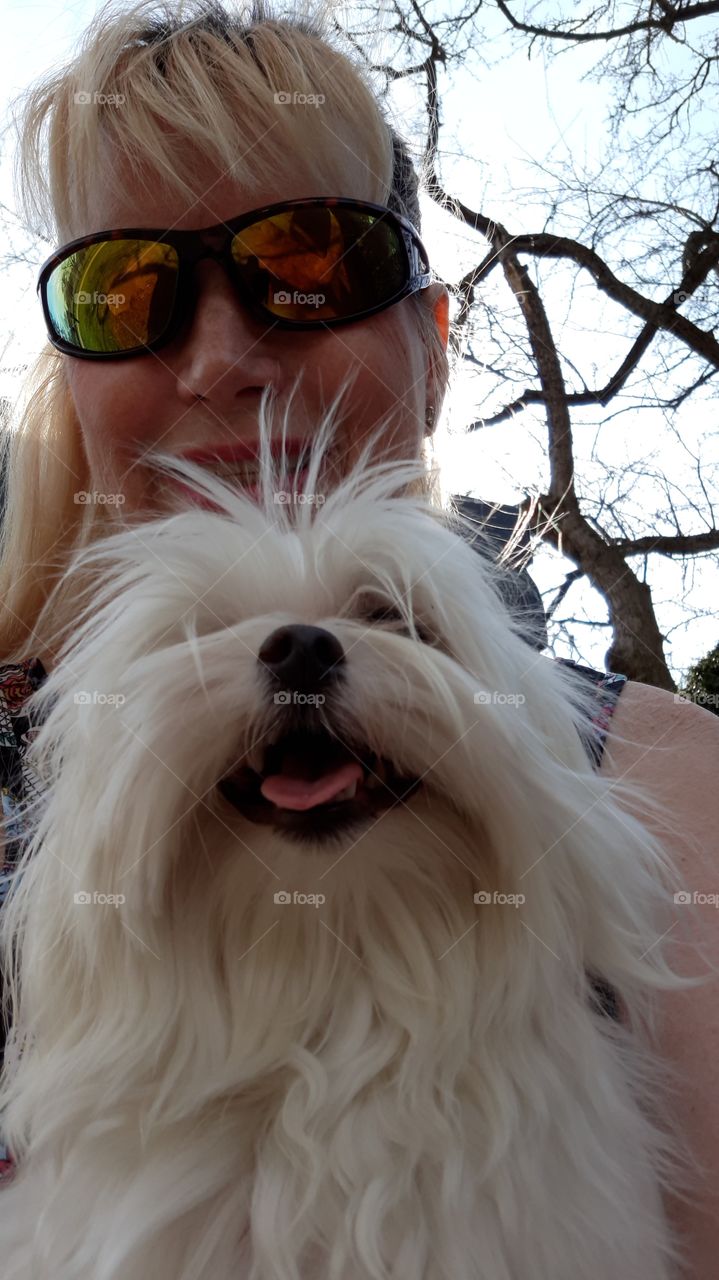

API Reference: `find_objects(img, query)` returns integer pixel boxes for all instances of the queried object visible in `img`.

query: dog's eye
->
[366,605,406,627]
[365,605,437,647]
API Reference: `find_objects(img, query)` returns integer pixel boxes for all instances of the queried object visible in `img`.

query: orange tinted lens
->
[46,239,179,353]
[231,206,406,322]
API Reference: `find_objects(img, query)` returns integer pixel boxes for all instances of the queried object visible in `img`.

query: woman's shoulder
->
[604,677,719,765]
[602,680,719,1273]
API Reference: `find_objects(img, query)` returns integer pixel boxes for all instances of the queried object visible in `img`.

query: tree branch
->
[613,530,719,556]
[510,233,719,369]
[493,0,719,44]
[545,568,584,621]
[469,321,657,427]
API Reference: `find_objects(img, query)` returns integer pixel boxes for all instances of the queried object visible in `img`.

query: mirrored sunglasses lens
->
[231,206,407,322]
[45,239,179,353]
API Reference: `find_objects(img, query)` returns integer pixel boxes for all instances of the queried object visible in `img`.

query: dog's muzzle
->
[217,624,421,842]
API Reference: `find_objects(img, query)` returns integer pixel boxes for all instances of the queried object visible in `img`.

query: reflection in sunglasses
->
[40,199,423,354]
[233,210,351,297]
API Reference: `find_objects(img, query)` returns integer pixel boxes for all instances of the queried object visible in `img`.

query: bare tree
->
[337,0,719,690]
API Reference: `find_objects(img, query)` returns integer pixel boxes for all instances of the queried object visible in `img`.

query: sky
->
[0,0,716,682]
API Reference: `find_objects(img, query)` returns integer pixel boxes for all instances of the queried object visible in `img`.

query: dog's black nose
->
[258,624,345,692]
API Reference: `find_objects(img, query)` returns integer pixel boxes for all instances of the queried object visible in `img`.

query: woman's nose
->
[173,259,282,406]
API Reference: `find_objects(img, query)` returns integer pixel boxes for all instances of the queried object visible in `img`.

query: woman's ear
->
[423,284,450,436]
[433,287,450,351]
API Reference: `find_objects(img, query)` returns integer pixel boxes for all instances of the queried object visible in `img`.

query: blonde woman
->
[0,1,717,1274]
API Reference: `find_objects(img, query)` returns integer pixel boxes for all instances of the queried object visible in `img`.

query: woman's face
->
[62,148,448,513]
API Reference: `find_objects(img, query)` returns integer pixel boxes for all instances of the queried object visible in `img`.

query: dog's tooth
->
[336,780,358,802]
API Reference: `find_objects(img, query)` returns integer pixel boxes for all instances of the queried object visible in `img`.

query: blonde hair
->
[0,0,451,663]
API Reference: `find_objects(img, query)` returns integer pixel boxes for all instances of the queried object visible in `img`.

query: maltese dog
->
[0,414,700,1279]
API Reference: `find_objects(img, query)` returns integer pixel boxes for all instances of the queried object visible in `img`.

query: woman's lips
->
[167,439,312,509]
[166,467,310,510]
[177,439,309,464]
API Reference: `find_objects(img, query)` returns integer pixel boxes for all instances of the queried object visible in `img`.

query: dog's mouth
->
[217,726,421,842]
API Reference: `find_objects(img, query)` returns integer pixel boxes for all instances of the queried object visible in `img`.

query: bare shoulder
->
[601,680,719,1270]
[605,677,719,755]
[602,680,719,892]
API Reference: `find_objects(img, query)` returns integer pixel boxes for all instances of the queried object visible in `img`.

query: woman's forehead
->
[76,134,379,238]
[83,172,334,235]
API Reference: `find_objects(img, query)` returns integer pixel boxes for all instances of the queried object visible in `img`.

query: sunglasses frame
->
[36,196,433,361]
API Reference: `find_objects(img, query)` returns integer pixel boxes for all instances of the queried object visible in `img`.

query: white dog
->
[0,418,702,1279]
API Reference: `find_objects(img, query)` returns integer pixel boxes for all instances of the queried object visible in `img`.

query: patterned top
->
[0,654,628,1182]
[556,660,628,769]
[0,659,49,905]
[0,657,49,1181]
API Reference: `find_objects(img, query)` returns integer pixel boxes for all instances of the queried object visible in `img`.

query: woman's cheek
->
[65,362,167,504]
[350,313,426,449]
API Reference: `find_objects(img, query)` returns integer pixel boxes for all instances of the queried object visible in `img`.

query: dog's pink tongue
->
[261,762,363,811]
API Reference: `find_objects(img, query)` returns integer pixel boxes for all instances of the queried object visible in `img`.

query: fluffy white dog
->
[0,420,702,1279]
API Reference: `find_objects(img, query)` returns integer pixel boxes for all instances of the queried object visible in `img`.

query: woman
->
[0,0,717,1270]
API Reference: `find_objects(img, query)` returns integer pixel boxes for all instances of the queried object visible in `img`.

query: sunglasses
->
[36,196,432,361]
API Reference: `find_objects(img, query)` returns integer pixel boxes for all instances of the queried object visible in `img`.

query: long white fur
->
[0,400,709,1279]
